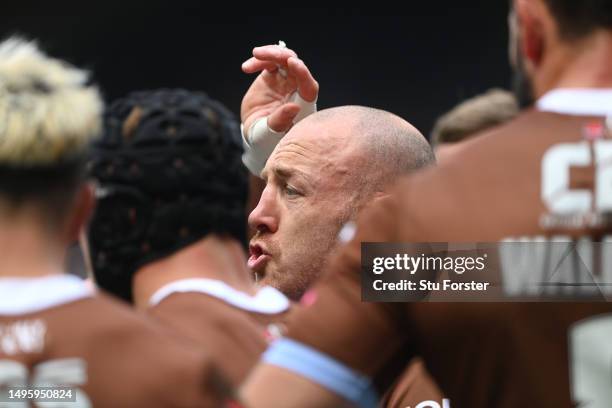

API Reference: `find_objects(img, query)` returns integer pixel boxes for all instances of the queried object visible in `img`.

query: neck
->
[132,237,256,310]
[0,218,64,278]
[535,31,612,98]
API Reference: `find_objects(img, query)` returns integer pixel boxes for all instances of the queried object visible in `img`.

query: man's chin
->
[262,277,305,301]
[257,272,293,299]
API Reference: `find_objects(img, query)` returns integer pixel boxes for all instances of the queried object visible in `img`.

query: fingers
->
[243,45,319,101]
[267,103,301,133]
[242,57,278,74]
[252,45,298,65]
[242,43,297,73]
[242,44,298,75]
[286,57,318,102]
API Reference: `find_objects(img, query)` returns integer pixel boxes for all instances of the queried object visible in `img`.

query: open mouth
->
[248,243,271,275]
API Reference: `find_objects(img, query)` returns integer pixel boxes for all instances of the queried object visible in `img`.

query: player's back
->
[148,278,291,384]
[0,274,233,408]
[401,105,612,407]
[368,107,612,407]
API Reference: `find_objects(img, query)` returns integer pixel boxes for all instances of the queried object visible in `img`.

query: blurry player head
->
[431,89,519,161]
[87,89,247,302]
[510,0,612,106]
[0,37,101,273]
[248,106,434,299]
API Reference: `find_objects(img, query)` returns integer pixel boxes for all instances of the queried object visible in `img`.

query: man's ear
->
[64,183,96,244]
[515,0,545,66]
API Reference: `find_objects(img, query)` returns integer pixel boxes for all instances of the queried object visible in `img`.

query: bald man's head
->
[249,105,434,299]
[284,105,434,195]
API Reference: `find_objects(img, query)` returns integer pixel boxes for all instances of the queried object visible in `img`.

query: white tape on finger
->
[277,40,288,78]
[290,92,317,123]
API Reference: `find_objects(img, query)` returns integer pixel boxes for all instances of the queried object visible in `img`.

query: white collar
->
[149,278,290,315]
[0,274,93,316]
[537,88,612,116]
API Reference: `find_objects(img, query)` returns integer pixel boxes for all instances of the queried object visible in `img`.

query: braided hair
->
[88,89,247,302]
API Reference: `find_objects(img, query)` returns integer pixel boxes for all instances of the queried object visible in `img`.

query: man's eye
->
[284,185,301,197]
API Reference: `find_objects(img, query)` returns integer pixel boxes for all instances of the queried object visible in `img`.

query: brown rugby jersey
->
[0,274,236,408]
[282,90,612,407]
[147,279,291,385]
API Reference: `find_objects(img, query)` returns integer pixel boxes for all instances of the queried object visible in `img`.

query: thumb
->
[267,103,301,133]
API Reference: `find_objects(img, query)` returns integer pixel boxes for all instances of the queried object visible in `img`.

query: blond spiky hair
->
[0,37,102,166]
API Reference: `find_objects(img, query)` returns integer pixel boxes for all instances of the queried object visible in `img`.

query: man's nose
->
[248,186,279,234]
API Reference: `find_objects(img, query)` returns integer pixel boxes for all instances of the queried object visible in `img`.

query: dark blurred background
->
[2,4,512,137]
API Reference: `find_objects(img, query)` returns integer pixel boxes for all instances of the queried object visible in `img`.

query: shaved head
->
[249,105,434,299]
[293,105,434,196]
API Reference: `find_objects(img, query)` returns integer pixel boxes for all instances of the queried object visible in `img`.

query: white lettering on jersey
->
[596,141,612,211]
[0,358,91,407]
[499,236,612,299]
[541,139,612,221]
[570,314,612,408]
[0,320,46,356]
[542,141,592,213]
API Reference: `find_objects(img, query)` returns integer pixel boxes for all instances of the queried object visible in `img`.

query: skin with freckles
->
[248,114,368,300]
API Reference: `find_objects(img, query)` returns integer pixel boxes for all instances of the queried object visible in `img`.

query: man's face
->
[248,119,364,299]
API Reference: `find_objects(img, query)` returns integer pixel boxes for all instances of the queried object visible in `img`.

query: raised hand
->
[241,44,319,138]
